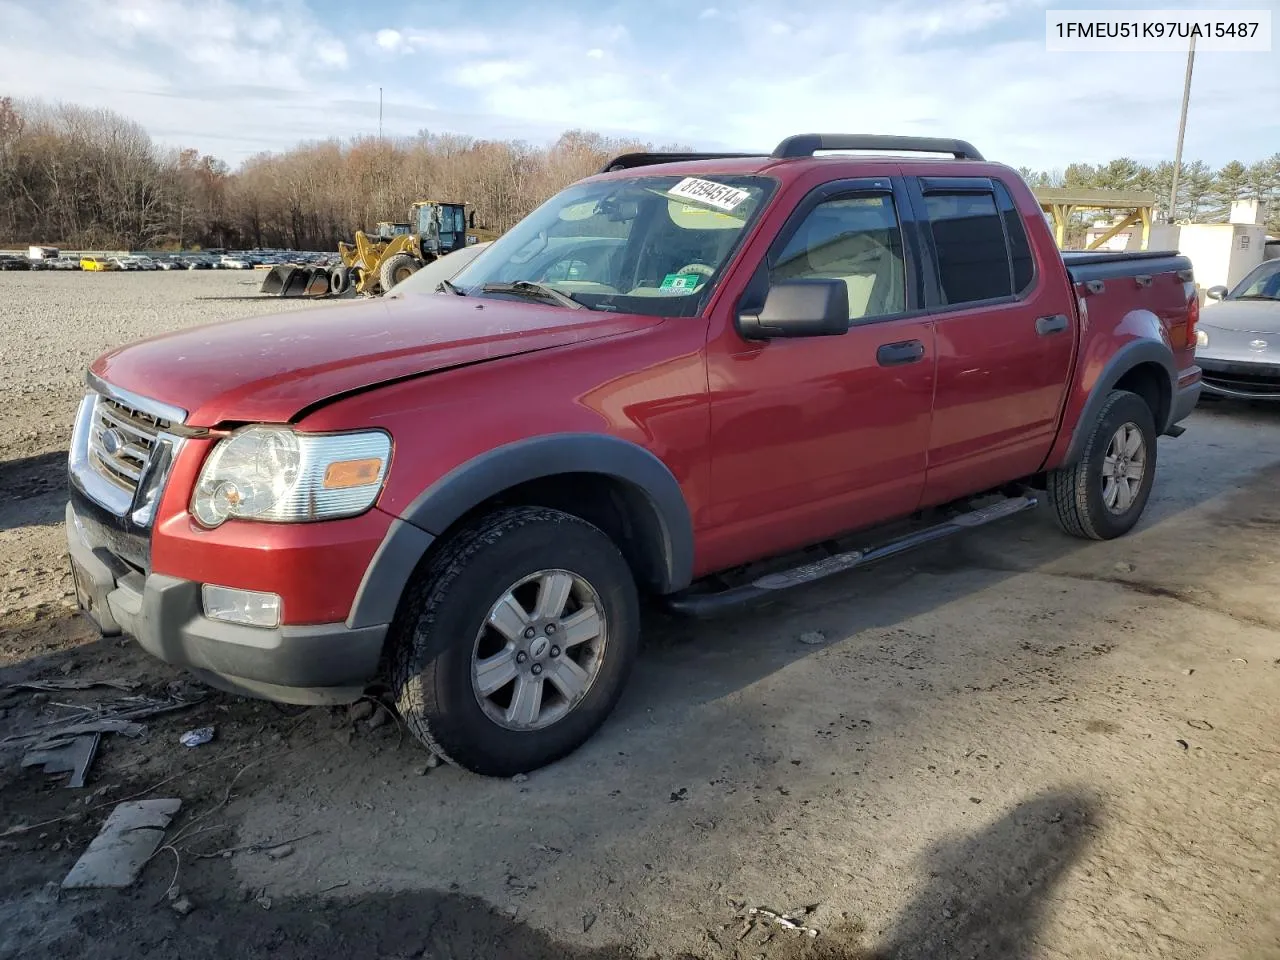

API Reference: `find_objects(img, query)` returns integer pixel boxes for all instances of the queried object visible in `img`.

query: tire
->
[1047,389,1157,540]
[329,264,350,295]
[391,506,640,776]
[379,253,420,292]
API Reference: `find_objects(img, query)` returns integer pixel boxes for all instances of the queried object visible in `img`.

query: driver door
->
[699,177,937,573]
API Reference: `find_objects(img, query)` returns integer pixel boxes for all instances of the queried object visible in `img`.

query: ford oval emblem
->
[100,427,125,456]
[1250,339,1268,352]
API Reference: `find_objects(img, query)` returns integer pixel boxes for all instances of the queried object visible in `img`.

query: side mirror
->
[737,279,850,340]
[1205,285,1228,301]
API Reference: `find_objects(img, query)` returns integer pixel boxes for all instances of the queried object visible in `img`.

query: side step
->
[663,495,1038,618]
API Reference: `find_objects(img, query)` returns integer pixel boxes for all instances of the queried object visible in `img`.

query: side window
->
[772,194,906,321]
[922,190,1012,304]
[993,180,1034,293]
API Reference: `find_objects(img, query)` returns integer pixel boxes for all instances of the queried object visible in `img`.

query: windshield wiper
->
[480,281,586,310]
[437,278,466,296]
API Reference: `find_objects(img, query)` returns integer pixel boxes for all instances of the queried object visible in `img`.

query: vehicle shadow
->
[3,787,1097,960]
[0,451,67,534]
[865,788,1098,960]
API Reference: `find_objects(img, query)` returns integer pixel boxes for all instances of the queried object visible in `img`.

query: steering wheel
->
[675,262,714,278]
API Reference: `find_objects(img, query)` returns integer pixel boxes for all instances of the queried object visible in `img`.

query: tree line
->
[1,94,1277,252]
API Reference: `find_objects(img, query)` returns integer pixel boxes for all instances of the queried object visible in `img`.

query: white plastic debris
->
[179,726,215,748]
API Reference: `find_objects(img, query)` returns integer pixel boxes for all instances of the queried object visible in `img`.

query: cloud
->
[375,29,404,51]
[587,48,605,59]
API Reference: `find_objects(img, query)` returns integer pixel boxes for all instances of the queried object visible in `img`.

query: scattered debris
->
[319,880,349,893]
[1114,561,1136,574]
[733,904,820,940]
[969,797,983,804]
[255,896,273,911]
[61,799,182,889]
[20,733,100,788]
[583,912,597,933]
[1187,719,1214,731]
[170,897,194,917]
[425,753,441,769]
[798,631,827,645]
[179,727,215,748]
[670,787,688,802]
[511,773,528,783]
[348,700,375,723]
[1231,658,1248,665]
[366,705,390,731]
[5,678,141,694]
[1177,739,1190,750]
[264,843,294,860]
[1182,668,1194,676]
[2,692,203,746]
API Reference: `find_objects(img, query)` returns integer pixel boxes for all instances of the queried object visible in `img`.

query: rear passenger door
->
[905,175,1075,507]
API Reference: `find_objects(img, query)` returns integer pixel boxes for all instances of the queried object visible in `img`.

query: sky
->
[0,0,1276,173]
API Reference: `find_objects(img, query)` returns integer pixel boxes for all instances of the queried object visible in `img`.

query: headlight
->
[191,426,390,528]
[1196,329,1209,347]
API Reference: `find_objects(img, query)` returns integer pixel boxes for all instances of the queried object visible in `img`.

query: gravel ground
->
[2,272,1280,960]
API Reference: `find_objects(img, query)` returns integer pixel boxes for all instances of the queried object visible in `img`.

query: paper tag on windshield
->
[666,177,751,212]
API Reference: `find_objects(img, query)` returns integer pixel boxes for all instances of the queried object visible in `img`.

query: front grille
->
[88,397,169,496]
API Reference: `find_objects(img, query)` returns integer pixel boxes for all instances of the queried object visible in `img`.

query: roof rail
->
[772,134,984,161]
[596,152,762,174]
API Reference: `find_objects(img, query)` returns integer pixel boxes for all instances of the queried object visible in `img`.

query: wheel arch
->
[346,434,695,630]
[1062,339,1175,466]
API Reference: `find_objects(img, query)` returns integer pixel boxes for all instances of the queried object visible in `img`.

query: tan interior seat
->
[801,223,902,319]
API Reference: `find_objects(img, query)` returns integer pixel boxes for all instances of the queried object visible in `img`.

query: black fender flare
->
[1062,338,1176,466]
[346,434,695,629]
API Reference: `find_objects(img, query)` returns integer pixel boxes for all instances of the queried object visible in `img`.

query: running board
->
[663,495,1038,618]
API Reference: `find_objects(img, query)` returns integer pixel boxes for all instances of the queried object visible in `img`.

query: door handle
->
[1036,314,1069,336]
[877,340,925,366]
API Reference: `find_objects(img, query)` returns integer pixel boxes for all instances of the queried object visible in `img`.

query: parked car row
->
[2,250,338,272]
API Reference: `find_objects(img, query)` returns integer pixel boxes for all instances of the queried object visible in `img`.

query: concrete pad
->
[61,799,182,889]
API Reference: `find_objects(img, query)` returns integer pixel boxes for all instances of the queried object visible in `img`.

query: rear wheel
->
[1047,389,1157,540]
[379,253,420,292]
[391,507,640,776]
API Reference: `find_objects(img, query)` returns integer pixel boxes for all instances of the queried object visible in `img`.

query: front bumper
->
[1197,357,1280,401]
[65,502,385,705]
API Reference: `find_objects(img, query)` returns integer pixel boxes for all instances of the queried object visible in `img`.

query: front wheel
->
[392,507,640,776]
[1047,389,1157,540]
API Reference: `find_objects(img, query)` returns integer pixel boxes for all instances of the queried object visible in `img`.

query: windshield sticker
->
[666,177,751,212]
[659,273,702,293]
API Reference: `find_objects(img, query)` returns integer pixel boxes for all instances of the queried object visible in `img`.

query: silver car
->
[1195,259,1280,400]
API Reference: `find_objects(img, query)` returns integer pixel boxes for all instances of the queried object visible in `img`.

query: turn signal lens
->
[323,458,384,489]
[1196,329,1209,348]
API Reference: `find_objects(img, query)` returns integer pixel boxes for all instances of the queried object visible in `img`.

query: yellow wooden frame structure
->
[1033,188,1158,251]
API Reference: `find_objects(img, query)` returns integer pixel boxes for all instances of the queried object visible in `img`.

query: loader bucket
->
[259,264,330,297]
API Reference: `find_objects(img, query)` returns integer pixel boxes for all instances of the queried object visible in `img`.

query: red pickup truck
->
[66,134,1202,775]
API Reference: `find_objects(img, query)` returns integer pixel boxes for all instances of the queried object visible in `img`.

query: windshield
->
[449,173,776,316]
[1229,259,1280,300]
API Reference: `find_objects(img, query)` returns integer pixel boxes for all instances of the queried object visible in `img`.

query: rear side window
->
[993,180,1034,293]
[922,191,1011,304]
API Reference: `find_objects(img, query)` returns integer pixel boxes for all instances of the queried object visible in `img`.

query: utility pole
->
[378,86,383,141]
[1168,35,1195,221]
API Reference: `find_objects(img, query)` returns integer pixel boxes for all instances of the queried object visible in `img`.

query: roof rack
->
[771,134,984,161]
[596,152,762,174]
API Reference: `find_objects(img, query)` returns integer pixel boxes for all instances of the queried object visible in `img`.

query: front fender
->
[345,433,695,629]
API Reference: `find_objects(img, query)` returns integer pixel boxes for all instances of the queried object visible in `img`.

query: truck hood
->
[1199,299,1280,333]
[91,295,662,426]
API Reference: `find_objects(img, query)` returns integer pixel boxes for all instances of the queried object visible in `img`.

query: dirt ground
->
[2,272,1279,960]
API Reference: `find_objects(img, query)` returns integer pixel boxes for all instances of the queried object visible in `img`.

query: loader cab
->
[414,201,469,256]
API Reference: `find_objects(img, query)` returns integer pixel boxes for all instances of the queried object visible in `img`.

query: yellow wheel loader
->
[260,201,495,298]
